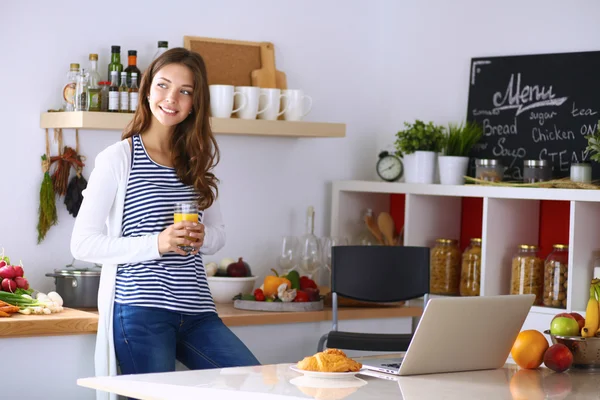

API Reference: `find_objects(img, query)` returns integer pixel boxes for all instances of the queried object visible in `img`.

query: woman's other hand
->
[158,221,205,256]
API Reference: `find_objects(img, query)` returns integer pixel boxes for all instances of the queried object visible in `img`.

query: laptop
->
[361,294,535,376]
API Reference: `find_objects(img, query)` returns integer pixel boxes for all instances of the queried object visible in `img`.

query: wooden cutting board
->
[251,42,287,90]
[234,299,323,312]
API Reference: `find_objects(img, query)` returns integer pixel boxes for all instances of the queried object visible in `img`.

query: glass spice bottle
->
[129,72,139,113]
[430,239,461,295]
[99,81,110,112]
[108,71,120,113]
[510,245,544,305]
[87,54,102,112]
[460,238,482,296]
[543,244,569,309]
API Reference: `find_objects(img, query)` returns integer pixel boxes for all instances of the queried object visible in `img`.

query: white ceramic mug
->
[281,89,313,121]
[234,86,269,120]
[209,85,247,118]
[258,88,289,121]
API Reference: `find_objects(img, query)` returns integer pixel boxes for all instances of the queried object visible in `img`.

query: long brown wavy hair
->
[122,47,219,210]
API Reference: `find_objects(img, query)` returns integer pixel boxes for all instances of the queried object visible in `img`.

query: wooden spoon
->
[364,214,385,245]
[377,212,396,246]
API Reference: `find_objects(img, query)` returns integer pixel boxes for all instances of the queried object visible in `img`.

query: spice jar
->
[476,159,504,182]
[460,238,482,296]
[510,245,544,305]
[543,244,569,309]
[523,160,552,183]
[430,239,461,295]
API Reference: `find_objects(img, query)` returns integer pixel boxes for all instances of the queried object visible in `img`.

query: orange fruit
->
[511,330,549,369]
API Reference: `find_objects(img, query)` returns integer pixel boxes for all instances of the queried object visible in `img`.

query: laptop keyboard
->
[382,362,402,369]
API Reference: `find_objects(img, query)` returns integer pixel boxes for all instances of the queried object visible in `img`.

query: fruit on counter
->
[263,269,291,297]
[226,257,251,277]
[302,287,320,302]
[511,330,549,369]
[218,257,235,276]
[205,262,218,277]
[550,317,580,337]
[543,343,573,373]
[581,281,599,337]
[300,275,318,290]
[569,312,585,330]
[253,288,265,301]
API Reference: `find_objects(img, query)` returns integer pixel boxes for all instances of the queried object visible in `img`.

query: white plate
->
[289,365,363,379]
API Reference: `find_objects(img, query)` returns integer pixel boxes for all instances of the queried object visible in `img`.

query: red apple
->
[552,313,576,322]
[569,312,585,330]
[543,343,573,373]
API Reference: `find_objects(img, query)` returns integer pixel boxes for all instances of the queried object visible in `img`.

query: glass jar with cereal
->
[510,245,543,305]
[543,244,569,309]
[430,239,461,295]
[460,238,482,296]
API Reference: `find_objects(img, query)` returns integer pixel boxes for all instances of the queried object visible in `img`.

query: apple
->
[543,343,573,373]
[550,317,580,337]
[552,313,576,322]
[569,312,585,330]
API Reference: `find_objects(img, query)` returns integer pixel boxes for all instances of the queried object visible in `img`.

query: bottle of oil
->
[107,45,123,84]
[124,50,142,87]
[119,72,129,113]
[87,54,102,112]
[129,72,139,113]
[108,71,119,113]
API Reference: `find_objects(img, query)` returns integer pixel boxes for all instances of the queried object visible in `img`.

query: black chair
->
[317,245,430,353]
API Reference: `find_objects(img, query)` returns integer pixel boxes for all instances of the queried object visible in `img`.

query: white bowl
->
[207,276,258,303]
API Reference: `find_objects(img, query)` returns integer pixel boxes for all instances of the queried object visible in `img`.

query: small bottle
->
[98,81,110,112]
[297,206,321,278]
[129,72,139,113]
[107,45,123,85]
[152,41,168,61]
[74,68,89,111]
[108,71,120,113]
[87,54,102,112]
[124,50,142,87]
[63,63,80,111]
[119,71,129,113]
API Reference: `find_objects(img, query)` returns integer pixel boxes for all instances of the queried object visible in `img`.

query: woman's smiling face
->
[148,63,194,127]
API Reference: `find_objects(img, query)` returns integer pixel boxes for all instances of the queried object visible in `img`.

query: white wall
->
[0,0,387,293]
[377,0,600,151]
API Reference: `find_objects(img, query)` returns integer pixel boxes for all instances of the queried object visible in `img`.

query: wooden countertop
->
[0,304,422,338]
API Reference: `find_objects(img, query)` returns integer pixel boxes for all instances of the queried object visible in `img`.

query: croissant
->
[296,349,362,373]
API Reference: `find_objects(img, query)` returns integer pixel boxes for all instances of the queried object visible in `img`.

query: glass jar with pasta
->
[460,238,482,296]
[543,244,569,309]
[510,244,543,305]
[430,238,461,295]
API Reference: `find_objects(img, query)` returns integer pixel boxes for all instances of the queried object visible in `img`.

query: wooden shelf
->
[40,112,346,138]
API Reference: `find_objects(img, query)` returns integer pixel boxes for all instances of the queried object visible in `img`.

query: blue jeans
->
[113,303,260,375]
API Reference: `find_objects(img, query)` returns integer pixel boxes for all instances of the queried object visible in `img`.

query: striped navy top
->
[115,134,216,314]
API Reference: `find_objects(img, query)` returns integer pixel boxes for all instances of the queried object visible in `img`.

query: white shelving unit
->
[330,180,600,331]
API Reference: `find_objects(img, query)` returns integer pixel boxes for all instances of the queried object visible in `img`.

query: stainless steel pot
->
[45,263,101,308]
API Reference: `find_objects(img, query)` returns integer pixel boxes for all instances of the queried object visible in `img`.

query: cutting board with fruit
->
[231,268,324,312]
[233,299,324,312]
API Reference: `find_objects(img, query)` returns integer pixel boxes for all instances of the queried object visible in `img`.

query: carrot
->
[0,310,11,317]
[0,305,19,314]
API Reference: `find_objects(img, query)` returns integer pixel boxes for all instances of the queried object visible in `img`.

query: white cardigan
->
[71,139,226,400]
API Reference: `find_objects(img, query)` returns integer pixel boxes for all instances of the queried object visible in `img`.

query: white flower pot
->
[438,155,470,185]
[403,151,437,184]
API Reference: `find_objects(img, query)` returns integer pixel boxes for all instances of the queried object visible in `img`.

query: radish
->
[0,260,6,268]
[13,265,24,278]
[0,265,16,279]
[14,276,29,290]
[1,278,17,292]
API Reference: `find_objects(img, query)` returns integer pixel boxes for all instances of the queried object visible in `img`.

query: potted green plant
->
[438,121,483,185]
[395,120,445,184]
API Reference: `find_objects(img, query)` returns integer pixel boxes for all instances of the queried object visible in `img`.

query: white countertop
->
[78,360,600,400]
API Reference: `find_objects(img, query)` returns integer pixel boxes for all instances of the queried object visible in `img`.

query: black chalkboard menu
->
[466,51,600,180]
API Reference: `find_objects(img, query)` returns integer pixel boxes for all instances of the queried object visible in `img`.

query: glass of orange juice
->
[174,201,198,252]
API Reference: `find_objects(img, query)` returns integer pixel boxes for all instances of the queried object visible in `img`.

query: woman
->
[71,48,259,400]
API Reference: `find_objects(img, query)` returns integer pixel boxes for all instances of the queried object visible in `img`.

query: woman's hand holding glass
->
[158,221,205,256]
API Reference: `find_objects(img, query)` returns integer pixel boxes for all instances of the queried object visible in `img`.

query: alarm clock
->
[376,151,403,182]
